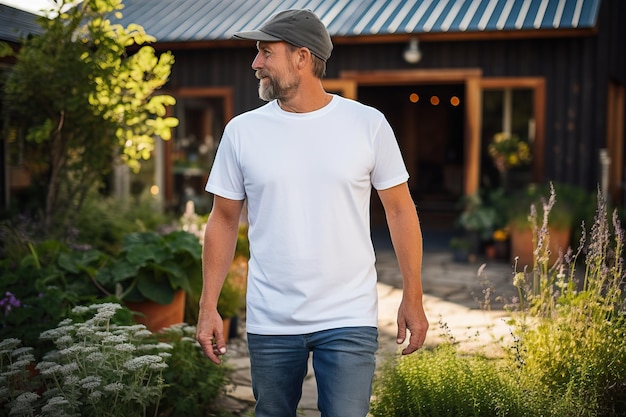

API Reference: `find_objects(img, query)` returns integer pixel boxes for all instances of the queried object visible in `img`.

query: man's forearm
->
[200,213,241,311]
[387,207,424,301]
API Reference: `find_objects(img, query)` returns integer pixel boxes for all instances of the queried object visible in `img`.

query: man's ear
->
[296,47,312,69]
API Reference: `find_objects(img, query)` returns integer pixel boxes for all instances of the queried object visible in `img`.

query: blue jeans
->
[247,326,378,417]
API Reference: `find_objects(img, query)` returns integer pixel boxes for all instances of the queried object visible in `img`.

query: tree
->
[1,0,178,236]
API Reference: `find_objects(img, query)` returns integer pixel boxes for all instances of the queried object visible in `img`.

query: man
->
[196,9,428,417]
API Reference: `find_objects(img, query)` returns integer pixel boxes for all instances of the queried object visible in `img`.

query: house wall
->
[163,0,625,195]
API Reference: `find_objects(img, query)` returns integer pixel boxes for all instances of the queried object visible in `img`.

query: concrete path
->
[216,249,520,416]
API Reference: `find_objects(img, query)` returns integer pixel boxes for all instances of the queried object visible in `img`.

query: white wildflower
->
[149,362,168,371]
[11,391,39,414]
[42,350,62,362]
[0,338,21,351]
[11,346,34,357]
[127,324,148,332]
[86,352,105,362]
[55,335,74,348]
[60,362,79,375]
[41,395,70,413]
[80,376,101,390]
[71,305,90,314]
[10,357,35,370]
[124,355,164,371]
[156,342,173,351]
[89,390,102,400]
[158,352,172,359]
[114,343,136,353]
[59,345,86,356]
[103,382,125,392]
[2,368,20,377]
[36,361,59,371]
[91,303,121,321]
[102,334,127,344]
[76,325,96,338]
[39,328,64,341]
[64,375,80,385]
[38,363,62,376]
[133,329,152,338]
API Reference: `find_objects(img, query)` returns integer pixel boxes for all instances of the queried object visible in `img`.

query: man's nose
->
[252,52,263,70]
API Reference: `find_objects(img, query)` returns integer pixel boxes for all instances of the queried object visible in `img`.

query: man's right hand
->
[196,309,227,364]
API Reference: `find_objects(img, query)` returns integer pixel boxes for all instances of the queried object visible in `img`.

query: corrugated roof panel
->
[110,0,601,42]
[0,4,43,43]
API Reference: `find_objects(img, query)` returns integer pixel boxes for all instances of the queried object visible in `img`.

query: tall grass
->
[371,185,626,416]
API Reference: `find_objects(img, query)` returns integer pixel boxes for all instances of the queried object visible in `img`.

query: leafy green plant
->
[75,189,175,253]
[0,238,107,355]
[156,324,230,417]
[96,230,203,305]
[0,303,169,417]
[0,0,178,237]
[505,182,591,232]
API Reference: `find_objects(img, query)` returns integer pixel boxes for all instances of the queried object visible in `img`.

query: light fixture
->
[403,37,422,64]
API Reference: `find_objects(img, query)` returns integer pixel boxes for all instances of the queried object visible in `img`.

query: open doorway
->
[359,83,465,231]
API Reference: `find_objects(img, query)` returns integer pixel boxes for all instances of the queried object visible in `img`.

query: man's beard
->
[256,71,299,102]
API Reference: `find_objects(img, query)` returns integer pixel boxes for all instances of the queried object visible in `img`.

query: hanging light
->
[403,37,422,64]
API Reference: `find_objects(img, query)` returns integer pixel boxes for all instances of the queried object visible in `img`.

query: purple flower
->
[0,291,21,316]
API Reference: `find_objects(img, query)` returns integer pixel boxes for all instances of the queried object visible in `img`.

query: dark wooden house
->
[112,0,625,224]
[3,0,625,228]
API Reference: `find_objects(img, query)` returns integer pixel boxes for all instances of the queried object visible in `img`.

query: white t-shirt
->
[206,95,409,335]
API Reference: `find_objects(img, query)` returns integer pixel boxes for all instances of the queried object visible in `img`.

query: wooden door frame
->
[606,81,625,205]
[337,69,545,196]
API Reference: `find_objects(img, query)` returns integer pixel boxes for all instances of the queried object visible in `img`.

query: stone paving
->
[214,249,520,416]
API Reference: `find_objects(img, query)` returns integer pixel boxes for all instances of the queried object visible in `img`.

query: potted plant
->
[449,236,473,263]
[95,230,203,331]
[456,191,500,255]
[488,132,532,191]
[505,182,590,267]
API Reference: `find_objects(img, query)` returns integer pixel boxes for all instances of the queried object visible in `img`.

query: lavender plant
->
[509,185,626,416]
[0,302,170,417]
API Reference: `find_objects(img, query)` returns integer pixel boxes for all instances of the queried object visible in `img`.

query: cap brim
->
[232,30,282,42]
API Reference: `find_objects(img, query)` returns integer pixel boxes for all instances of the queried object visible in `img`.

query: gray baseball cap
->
[232,9,333,62]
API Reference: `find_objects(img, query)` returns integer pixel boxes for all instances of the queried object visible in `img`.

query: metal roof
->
[0,4,43,43]
[115,0,601,43]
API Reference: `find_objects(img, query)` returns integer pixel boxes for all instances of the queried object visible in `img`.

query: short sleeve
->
[205,130,246,200]
[370,117,409,190]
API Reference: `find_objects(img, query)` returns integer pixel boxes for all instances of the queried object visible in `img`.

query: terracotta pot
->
[125,290,186,332]
[510,226,571,268]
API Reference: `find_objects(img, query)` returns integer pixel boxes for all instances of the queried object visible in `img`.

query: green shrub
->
[156,324,230,417]
[75,189,175,253]
[0,238,108,355]
[372,184,626,416]
[371,343,539,417]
